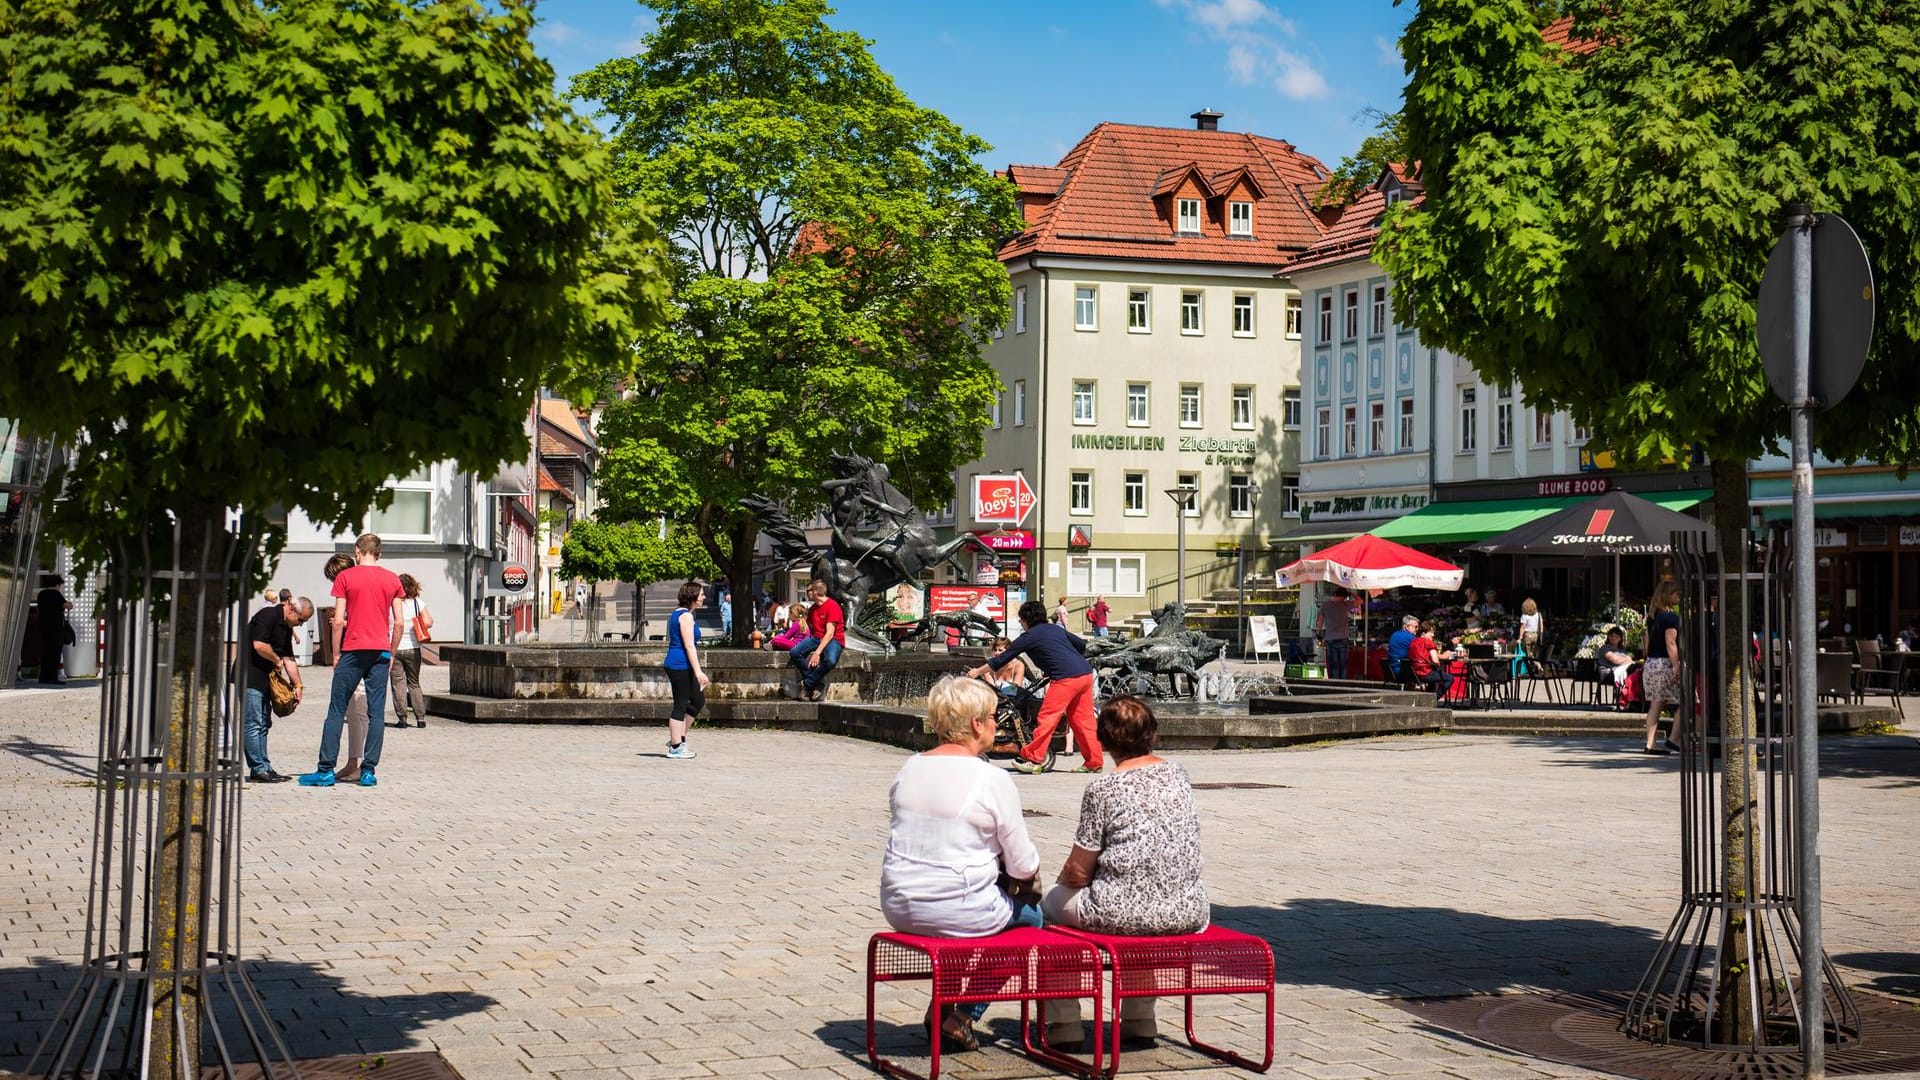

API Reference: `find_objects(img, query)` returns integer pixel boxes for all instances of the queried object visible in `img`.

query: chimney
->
[1191,109,1224,131]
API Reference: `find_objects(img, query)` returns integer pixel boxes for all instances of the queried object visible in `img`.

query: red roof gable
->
[1541,15,1601,56]
[998,122,1331,268]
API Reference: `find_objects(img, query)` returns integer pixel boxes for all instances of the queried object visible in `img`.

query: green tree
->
[1313,108,1407,209]
[0,0,666,1066]
[571,0,1022,643]
[560,519,720,636]
[1380,0,1920,1042]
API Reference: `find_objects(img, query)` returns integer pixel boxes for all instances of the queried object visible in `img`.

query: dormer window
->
[1229,200,1252,236]
[1177,198,1202,235]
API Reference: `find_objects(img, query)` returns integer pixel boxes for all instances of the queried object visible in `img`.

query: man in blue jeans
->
[244,593,312,782]
[787,580,844,702]
[301,533,405,788]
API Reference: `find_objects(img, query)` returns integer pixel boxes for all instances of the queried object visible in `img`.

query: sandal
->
[923,1005,978,1052]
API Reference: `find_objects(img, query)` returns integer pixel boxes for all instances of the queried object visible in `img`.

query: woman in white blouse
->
[881,675,1044,1052]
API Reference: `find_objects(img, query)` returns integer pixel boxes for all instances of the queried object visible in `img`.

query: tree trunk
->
[726,520,758,647]
[149,502,233,1072]
[1709,455,1762,1045]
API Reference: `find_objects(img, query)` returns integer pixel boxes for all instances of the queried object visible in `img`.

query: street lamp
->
[1165,485,1199,610]
[1239,480,1262,657]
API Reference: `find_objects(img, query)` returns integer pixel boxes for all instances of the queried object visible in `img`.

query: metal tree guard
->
[1623,531,1859,1052]
[29,516,300,1078]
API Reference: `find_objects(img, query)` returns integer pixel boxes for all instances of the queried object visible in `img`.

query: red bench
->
[1048,923,1275,1076]
[867,927,1105,1080]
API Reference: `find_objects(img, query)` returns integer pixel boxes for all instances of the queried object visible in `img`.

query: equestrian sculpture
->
[743,453,984,652]
[1084,601,1228,697]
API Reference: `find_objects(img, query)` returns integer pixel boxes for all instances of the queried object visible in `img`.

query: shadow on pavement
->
[0,955,495,1071]
[1,736,98,779]
[1212,899,1664,998]
[1831,951,1920,1001]
[1529,733,1920,786]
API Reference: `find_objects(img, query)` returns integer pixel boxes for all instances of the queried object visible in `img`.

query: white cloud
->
[1375,35,1401,68]
[618,13,657,55]
[533,20,578,49]
[1161,0,1330,102]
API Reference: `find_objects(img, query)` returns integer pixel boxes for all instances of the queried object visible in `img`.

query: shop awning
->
[1370,490,1708,546]
[1270,518,1400,545]
[1755,497,1920,522]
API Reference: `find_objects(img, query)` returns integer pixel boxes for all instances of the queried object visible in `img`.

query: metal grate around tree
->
[1622,531,1860,1052]
[29,516,300,1079]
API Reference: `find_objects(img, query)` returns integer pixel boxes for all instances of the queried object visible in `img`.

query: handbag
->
[410,599,432,645]
[267,667,301,717]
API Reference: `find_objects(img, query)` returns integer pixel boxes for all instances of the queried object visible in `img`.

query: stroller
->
[977,671,1061,772]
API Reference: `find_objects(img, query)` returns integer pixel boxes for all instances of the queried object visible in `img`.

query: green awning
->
[1270,517,1399,545]
[1370,490,1708,546]
[1757,498,1920,522]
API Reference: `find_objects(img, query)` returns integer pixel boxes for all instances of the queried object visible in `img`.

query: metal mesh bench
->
[1048,923,1275,1075]
[866,928,1105,1080]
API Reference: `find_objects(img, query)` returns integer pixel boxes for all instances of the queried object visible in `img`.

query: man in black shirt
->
[35,575,69,684]
[245,595,312,782]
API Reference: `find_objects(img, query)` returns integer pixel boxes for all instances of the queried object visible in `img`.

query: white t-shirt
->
[1520,611,1542,636]
[397,597,427,651]
[881,754,1040,937]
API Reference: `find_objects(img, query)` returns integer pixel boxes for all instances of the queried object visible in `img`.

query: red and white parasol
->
[1276,534,1464,592]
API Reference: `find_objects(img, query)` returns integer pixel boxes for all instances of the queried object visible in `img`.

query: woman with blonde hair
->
[880,675,1043,1051]
[1643,580,1684,754]
[1518,597,1542,655]
[390,573,433,729]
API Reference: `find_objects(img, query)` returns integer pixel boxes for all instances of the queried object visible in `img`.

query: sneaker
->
[248,770,291,784]
[1070,765,1103,773]
[296,769,336,787]
[667,743,698,760]
[358,767,377,787]
[1013,758,1047,775]
[807,688,824,702]
[1046,1022,1084,1049]
[392,719,411,729]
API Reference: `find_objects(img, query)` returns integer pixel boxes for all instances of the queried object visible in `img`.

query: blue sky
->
[529,0,1413,172]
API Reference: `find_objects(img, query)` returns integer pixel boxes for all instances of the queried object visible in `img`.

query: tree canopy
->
[570,0,1022,629]
[560,519,718,586]
[0,0,669,561]
[1378,0,1920,471]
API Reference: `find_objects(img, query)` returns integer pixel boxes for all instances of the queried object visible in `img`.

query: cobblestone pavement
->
[3,670,1917,1080]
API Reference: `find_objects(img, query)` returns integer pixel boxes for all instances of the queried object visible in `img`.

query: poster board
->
[888,582,925,622]
[1248,615,1281,661]
[927,585,1007,647]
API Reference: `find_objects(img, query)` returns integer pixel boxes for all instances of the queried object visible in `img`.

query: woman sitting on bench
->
[1040,696,1208,1050]
[879,676,1044,1053]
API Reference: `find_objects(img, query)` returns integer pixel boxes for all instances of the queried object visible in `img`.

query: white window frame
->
[991,392,1002,430]
[1341,404,1358,456]
[1494,384,1513,451]
[1074,285,1097,331]
[1228,473,1254,517]
[1317,295,1333,343]
[1571,422,1591,445]
[1459,387,1478,453]
[1282,474,1300,517]
[1126,381,1150,427]
[1178,383,1202,428]
[1181,291,1204,335]
[1123,471,1147,516]
[1228,200,1252,236]
[1069,470,1093,514]
[1230,385,1254,430]
[1369,283,1388,336]
[1314,407,1331,459]
[1282,388,1301,430]
[1177,472,1201,517]
[1232,293,1255,337]
[1015,286,1028,334]
[1369,400,1386,454]
[1072,380,1096,425]
[1127,288,1151,333]
[1177,197,1202,234]
[1533,408,1554,447]
[1398,396,1415,451]
[1013,380,1027,427]
[1285,295,1302,338]
[1068,552,1147,598]
[1342,289,1360,341]
[369,466,434,540]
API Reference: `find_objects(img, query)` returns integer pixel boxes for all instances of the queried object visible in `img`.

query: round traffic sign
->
[501,564,530,591]
[1757,212,1874,411]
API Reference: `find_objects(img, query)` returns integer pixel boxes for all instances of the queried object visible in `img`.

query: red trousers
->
[1023,672,1101,769]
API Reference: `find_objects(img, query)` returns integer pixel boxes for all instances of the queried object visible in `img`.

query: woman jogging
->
[663,580,710,760]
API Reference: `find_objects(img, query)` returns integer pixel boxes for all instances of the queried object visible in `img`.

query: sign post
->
[1757,205,1874,1078]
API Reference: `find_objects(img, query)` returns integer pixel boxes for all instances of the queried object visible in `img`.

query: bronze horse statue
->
[743,453,985,651]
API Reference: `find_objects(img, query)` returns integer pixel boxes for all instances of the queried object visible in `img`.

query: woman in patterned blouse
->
[1040,695,1208,1048]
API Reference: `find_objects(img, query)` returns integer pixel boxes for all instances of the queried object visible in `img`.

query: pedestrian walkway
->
[1,681,1915,1079]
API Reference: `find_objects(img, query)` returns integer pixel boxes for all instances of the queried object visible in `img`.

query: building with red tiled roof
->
[953,112,1331,629]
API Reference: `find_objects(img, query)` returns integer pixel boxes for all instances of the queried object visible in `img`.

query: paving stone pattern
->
[2,669,1918,1080]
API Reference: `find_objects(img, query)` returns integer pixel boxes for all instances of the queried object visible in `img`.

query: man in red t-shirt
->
[787,579,845,702]
[1407,620,1458,702]
[300,532,406,788]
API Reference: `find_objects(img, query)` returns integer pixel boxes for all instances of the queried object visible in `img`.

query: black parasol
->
[1465,490,1713,556]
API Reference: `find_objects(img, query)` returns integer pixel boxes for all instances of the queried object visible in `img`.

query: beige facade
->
[959,257,1302,622]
